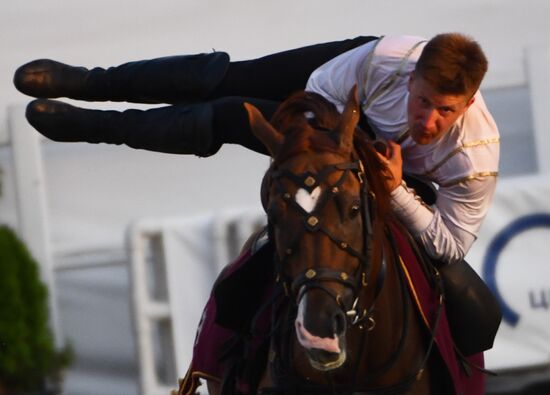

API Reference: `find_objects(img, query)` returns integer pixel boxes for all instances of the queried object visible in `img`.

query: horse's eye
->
[349,203,361,219]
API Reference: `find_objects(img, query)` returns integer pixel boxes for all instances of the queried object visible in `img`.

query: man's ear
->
[466,96,476,108]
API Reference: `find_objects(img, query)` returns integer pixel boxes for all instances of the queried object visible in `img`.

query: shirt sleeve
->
[390,176,497,263]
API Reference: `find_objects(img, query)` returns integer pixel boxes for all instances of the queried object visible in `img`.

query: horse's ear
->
[244,102,283,157]
[337,85,360,153]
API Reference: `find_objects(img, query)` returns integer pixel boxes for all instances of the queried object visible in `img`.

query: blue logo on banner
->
[482,213,550,326]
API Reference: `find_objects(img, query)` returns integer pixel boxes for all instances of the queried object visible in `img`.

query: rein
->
[269,159,378,321]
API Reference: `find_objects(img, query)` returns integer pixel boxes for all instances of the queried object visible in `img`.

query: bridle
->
[260,149,445,395]
[267,157,386,327]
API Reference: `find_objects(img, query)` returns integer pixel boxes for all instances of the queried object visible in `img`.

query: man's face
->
[407,73,475,145]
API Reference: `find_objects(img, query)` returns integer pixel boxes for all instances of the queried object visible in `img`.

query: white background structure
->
[1,1,550,394]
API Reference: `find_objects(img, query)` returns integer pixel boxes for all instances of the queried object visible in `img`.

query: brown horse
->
[201,88,447,395]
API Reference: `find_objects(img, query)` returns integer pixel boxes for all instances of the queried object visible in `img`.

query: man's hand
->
[375,140,403,192]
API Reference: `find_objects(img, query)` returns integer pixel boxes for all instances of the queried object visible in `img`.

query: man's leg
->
[210,96,281,155]
[213,35,378,101]
[14,36,377,104]
[25,97,279,156]
[14,53,230,104]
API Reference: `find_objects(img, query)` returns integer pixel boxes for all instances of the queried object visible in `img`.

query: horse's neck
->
[358,243,429,390]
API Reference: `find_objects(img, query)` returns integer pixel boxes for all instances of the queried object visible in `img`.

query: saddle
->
[438,259,502,356]
[214,227,274,332]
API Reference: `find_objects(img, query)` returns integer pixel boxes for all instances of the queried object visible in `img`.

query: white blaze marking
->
[295,186,321,213]
[295,295,341,354]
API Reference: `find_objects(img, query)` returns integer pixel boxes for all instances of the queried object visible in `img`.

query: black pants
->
[207,36,377,154]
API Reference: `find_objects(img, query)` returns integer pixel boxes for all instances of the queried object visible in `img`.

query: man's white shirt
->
[306,35,500,263]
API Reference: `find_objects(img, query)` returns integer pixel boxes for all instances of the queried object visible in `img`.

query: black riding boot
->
[14,52,230,104]
[25,99,220,157]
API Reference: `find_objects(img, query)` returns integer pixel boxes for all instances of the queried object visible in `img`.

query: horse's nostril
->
[333,312,346,334]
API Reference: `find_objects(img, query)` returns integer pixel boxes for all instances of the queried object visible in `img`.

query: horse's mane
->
[268,91,392,221]
[353,134,392,221]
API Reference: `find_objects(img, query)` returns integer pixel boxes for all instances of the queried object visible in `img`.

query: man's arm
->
[391,176,497,263]
[377,135,497,263]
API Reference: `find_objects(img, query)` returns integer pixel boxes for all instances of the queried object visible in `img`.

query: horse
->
[182,87,450,395]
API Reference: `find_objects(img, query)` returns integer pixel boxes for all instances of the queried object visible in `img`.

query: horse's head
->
[245,88,389,373]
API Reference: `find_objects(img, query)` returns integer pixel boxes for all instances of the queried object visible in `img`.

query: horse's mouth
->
[295,308,348,371]
[307,347,347,371]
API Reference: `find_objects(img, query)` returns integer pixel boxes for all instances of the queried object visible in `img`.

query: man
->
[306,34,499,264]
[13,33,499,264]
[15,34,500,394]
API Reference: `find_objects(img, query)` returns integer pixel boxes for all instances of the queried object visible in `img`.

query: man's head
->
[407,33,488,145]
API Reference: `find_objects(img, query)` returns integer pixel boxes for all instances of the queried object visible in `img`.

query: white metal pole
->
[7,104,62,346]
